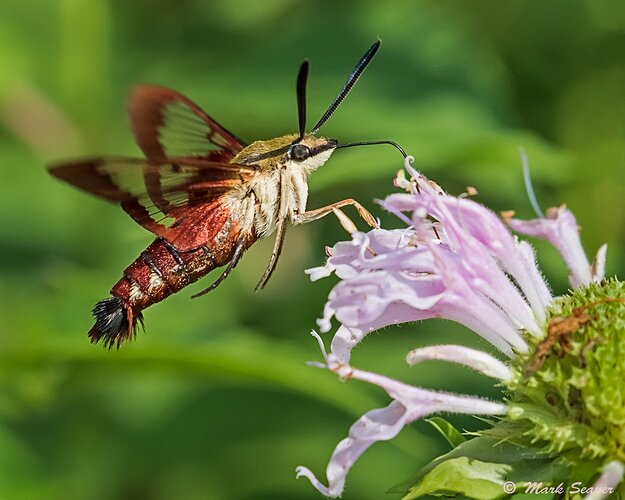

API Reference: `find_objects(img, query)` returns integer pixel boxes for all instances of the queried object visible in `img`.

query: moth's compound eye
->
[290,144,311,161]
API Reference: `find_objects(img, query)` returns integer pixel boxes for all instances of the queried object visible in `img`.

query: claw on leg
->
[353,203,379,229]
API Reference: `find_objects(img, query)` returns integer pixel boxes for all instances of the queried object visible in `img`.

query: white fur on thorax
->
[223,148,334,239]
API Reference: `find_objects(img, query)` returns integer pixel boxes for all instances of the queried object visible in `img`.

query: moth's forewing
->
[49,157,257,250]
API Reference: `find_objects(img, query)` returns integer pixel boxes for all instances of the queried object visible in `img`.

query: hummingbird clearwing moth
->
[49,40,406,348]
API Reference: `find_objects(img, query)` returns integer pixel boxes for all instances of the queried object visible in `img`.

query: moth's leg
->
[191,241,246,299]
[293,199,379,229]
[255,167,289,291]
[255,216,287,291]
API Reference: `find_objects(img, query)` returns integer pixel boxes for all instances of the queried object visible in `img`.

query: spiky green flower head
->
[405,279,625,499]
[503,278,625,492]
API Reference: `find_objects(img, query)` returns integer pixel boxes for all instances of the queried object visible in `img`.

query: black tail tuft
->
[89,297,143,349]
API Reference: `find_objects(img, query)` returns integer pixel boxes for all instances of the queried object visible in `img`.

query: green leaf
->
[389,434,571,496]
[390,435,532,493]
[403,457,510,500]
[425,417,466,448]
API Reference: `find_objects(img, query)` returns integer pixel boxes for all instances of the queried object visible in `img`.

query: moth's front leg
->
[293,198,379,231]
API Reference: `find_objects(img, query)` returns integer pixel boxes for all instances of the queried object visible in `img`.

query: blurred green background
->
[1,1,624,499]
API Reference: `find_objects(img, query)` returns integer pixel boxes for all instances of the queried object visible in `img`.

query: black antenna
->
[337,140,407,158]
[311,40,381,134]
[295,60,309,142]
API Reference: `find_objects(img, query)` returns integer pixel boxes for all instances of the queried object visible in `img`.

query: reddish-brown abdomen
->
[112,238,225,312]
[88,234,254,349]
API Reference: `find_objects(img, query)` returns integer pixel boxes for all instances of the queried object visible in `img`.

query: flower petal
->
[515,240,552,326]
[436,212,541,335]
[297,343,507,498]
[296,400,409,498]
[329,303,425,364]
[406,344,513,381]
[584,460,624,500]
[427,244,528,354]
[506,206,596,288]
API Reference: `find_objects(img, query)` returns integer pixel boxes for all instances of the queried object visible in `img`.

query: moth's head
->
[288,134,337,172]
[235,133,337,171]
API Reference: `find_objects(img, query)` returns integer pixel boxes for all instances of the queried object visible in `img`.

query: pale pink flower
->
[296,156,612,498]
